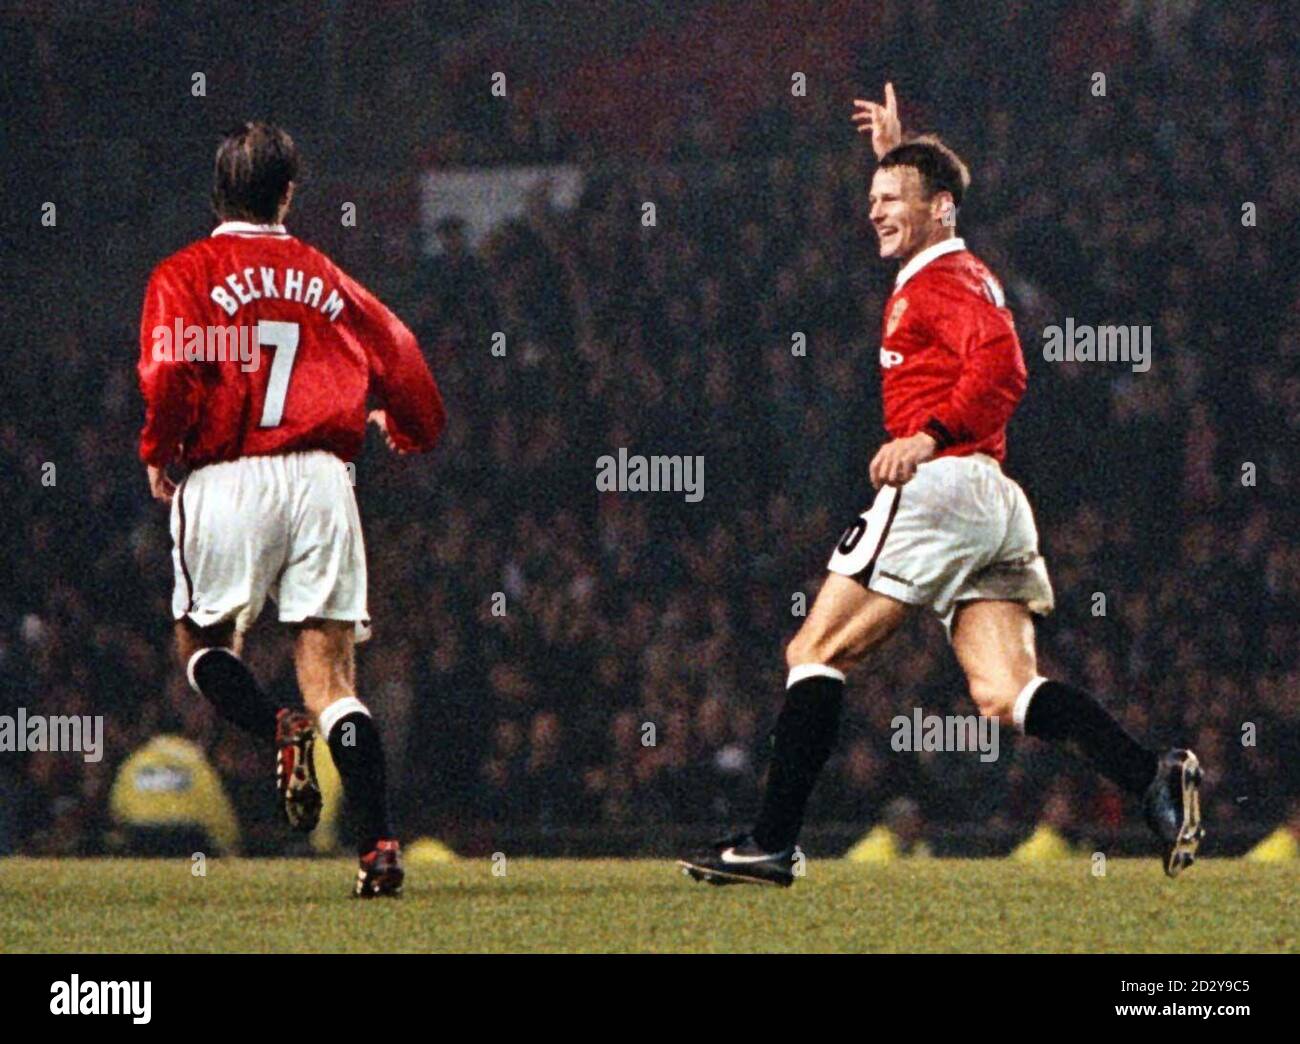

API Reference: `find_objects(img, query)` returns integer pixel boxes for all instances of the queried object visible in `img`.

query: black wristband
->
[923,417,957,449]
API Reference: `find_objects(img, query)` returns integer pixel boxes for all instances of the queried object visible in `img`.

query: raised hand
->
[851,81,903,159]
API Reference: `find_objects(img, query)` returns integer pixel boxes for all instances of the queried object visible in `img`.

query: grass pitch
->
[0,857,1293,953]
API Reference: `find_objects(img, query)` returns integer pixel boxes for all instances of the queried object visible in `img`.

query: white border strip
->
[1012,675,1049,733]
[786,664,847,689]
[318,695,370,739]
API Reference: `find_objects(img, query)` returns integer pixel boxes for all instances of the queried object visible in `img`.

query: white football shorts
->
[827,453,1054,635]
[170,450,370,639]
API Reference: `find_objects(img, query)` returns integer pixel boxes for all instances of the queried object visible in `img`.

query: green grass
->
[0,857,1294,953]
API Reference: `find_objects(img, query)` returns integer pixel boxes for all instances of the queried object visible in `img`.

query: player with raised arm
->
[137,122,446,897]
[677,85,1202,887]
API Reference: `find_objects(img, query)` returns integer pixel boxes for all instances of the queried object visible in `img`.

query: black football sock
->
[752,670,845,852]
[187,647,280,737]
[1021,678,1158,795]
[323,699,394,855]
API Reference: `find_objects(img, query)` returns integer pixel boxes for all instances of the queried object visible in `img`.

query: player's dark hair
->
[878,135,971,207]
[212,122,300,223]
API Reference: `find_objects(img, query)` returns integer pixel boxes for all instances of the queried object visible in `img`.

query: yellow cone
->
[1010,823,1074,861]
[846,825,901,862]
[406,837,457,864]
[1245,826,1299,862]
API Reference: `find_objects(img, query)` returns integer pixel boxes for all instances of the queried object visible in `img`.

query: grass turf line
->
[0,858,1292,953]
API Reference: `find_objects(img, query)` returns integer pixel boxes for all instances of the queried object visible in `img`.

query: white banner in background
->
[420,165,585,250]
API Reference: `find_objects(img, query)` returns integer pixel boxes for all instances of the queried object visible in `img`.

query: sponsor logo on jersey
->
[879,346,904,368]
[886,295,909,335]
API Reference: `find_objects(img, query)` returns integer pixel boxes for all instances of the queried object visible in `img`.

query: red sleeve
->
[342,270,445,453]
[920,278,1026,449]
[137,260,205,467]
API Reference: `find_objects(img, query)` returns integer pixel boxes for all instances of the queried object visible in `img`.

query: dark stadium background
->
[0,0,1295,859]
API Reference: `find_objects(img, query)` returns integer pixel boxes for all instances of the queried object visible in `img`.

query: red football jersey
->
[137,221,445,468]
[878,238,1026,462]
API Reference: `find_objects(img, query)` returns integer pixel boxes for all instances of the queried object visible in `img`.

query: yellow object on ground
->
[309,737,343,854]
[108,734,240,854]
[846,825,901,862]
[1244,826,1298,862]
[1009,824,1074,861]
[407,837,458,864]
[845,825,933,862]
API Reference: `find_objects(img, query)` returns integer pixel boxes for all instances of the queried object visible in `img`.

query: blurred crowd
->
[1,1,1296,855]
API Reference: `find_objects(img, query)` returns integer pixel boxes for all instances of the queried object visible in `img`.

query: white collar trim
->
[894,237,966,290]
[211,221,288,237]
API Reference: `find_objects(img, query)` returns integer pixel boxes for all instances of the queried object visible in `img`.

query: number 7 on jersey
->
[257,319,300,428]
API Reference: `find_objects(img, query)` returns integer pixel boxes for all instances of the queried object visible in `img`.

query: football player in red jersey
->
[137,123,446,897]
[679,86,1202,887]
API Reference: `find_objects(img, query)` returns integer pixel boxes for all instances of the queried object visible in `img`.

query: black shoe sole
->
[1164,752,1205,878]
[279,730,322,833]
[675,859,793,888]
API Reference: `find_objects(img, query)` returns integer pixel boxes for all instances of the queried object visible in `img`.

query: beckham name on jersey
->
[208,266,345,322]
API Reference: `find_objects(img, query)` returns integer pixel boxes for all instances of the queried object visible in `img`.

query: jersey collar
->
[211,221,288,237]
[894,236,966,291]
